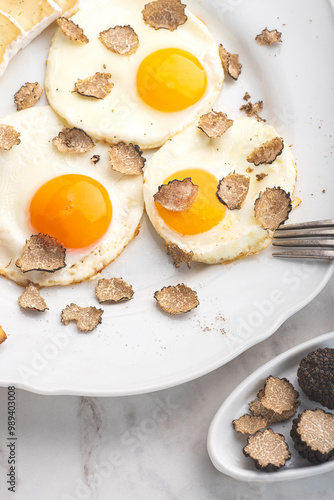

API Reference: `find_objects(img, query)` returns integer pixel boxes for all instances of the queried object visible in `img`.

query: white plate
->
[0,0,333,396]
[207,330,334,482]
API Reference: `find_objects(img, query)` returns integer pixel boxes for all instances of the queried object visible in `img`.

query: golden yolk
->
[29,174,112,249]
[155,169,226,235]
[136,48,207,112]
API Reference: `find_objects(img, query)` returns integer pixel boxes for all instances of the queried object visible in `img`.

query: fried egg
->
[0,106,144,286]
[143,117,297,264]
[45,0,224,149]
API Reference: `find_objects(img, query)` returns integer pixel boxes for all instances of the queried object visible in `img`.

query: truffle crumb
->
[95,278,134,303]
[256,28,282,46]
[61,303,103,332]
[165,243,193,268]
[233,414,268,435]
[142,0,187,31]
[243,92,251,101]
[57,17,89,43]
[247,137,284,165]
[297,347,334,409]
[73,73,113,99]
[99,26,139,55]
[243,428,291,471]
[109,142,145,175]
[154,178,198,211]
[198,111,233,138]
[218,44,242,80]
[256,173,268,181]
[154,284,199,314]
[91,154,100,164]
[0,326,7,344]
[16,234,66,273]
[291,409,334,463]
[52,127,95,153]
[0,124,21,150]
[14,82,43,111]
[240,100,264,121]
[18,283,48,312]
[254,187,292,231]
[217,173,250,210]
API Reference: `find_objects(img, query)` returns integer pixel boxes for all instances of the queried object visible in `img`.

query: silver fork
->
[272,219,334,260]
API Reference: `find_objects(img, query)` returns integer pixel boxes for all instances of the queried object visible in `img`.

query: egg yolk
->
[155,169,226,235]
[136,48,207,112]
[29,174,112,249]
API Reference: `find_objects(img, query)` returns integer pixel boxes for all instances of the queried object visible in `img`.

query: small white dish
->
[207,331,334,482]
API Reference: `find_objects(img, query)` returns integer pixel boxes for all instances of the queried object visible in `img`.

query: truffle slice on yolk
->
[155,169,226,235]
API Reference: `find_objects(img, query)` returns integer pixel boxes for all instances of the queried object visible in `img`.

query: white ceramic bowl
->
[207,331,334,482]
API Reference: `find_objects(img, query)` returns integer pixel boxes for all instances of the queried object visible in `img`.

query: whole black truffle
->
[297,347,334,409]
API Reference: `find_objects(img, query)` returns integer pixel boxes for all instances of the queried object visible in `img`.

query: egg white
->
[143,117,297,264]
[45,0,224,149]
[0,106,144,286]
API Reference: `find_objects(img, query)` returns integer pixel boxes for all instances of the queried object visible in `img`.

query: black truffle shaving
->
[297,347,334,409]
[243,428,291,472]
[290,409,334,463]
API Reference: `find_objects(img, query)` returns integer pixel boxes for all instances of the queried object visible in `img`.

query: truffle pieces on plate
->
[99,26,139,55]
[254,187,292,231]
[109,142,145,175]
[256,28,282,46]
[0,124,21,150]
[198,111,233,138]
[18,283,48,312]
[154,284,199,314]
[73,72,114,99]
[217,173,250,210]
[154,178,198,212]
[61,303,103,332]
[218,44,242,80]
[165,244,193,269]
[16,234,66,273]
[95,278,134,303]
[52,127,95,153]
[142,0,187,31]
[14,82,43,111]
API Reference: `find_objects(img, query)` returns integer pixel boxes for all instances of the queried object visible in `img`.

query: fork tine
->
[276,219,334,230]
[272,219,334,259]
[272,238,334,248]
[272,249,334,260]
[274,228,334,238]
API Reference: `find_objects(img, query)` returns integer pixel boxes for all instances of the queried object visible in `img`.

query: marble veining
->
[79,397,105,493]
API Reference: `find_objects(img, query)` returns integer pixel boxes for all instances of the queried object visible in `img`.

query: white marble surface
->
[0,273,333,500]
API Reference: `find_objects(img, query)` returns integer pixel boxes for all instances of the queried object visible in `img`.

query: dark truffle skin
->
[290,409,334,463]
[297,348,334,409]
